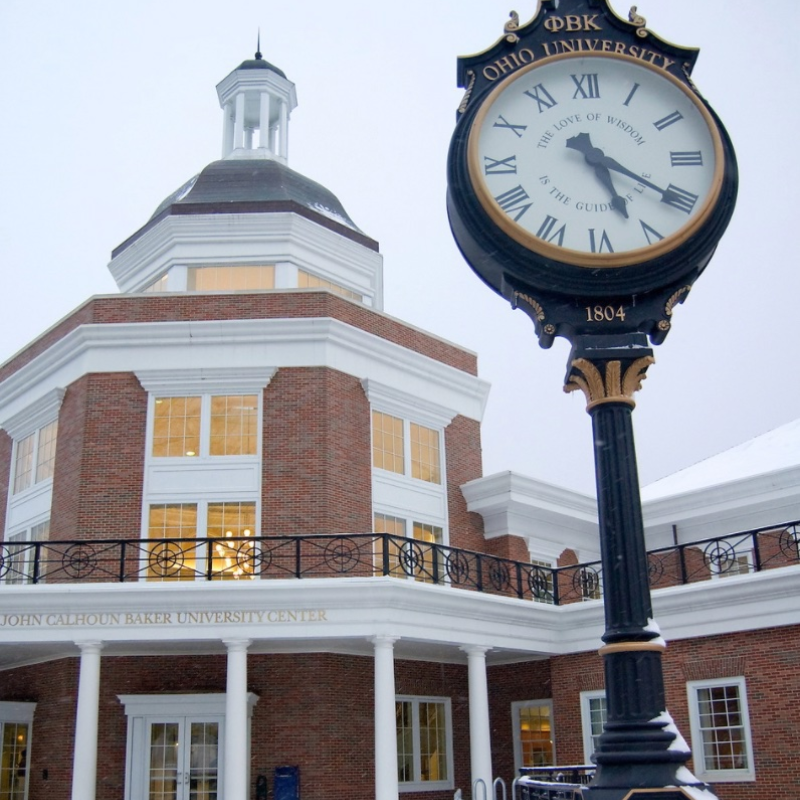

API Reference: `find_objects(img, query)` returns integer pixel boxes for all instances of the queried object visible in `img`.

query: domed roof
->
[151,159,359,228]
[235,56,286,78]
[112,159,373,259]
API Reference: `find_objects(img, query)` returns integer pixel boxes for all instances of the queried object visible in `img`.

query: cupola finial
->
[255,29,262,60]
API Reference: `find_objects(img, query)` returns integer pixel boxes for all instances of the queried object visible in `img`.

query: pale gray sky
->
[1,0,797,495]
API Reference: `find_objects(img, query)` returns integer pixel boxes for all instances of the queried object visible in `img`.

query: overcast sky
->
[1,0,797,496]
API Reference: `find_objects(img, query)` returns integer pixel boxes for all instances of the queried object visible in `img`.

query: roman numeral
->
[524,83,558,113]
[494,185,533,221]
[661,184,699,214]
[589,229,614,254]
[571,73,600,99]
[536,215,566,245]
[493,116,527,138]
[640,220,664,245]
[670,151,704,167]
[653,111,684,131]
[483,155,518,175]
[623,83,640,107]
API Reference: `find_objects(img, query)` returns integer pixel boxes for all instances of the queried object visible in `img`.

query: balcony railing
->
[1,520,799,601]
[516,766,594,799]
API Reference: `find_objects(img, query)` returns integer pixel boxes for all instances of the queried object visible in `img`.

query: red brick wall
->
[261,368,372,537]
[550,626,800,799]
[0,293,478,383]
[50,373,147,542]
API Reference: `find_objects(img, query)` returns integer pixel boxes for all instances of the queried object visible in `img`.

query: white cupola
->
[215,46,298,163]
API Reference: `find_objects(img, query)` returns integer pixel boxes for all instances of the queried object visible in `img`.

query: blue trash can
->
[274,765,299,800]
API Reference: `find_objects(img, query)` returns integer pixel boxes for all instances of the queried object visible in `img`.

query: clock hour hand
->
[565,134,628,219]
[593,164,629,218]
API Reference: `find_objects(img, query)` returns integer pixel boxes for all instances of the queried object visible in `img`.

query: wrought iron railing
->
[516,766,594,798]
[1,521,798,601]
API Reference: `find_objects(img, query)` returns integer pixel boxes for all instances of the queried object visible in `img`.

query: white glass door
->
[146,718,221,800]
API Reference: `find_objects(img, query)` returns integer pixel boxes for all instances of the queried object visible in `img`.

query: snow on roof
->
[641,418,800,502]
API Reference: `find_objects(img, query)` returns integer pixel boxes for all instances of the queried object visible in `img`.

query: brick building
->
[0,53,798,800]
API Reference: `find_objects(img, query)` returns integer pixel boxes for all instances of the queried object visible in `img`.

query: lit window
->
[396,697,453,791]
[374,515,443,581]
[147,502,257,582]
[512,700,554,771]
[687,678,755,782]
[580,691,607,763]
[4,521,48,585]
[187,265,275,291]
[298,269,362,301]
[372,412,442,485]
[12,420,58,495]
[152,395,258,458]
[143,274,169,293]
[0,703,34,800]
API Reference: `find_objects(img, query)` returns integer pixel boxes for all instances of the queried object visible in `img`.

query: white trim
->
[0,318,489,427]
[0,701,36,723]
[362,379,457,430]
[396,694,454,792]
[579,690,606,764]
[686,676,755,783]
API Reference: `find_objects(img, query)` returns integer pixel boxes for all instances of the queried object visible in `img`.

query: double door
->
[146,717,222,800]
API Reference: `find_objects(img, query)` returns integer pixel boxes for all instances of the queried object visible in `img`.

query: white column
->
[278,100,289,161]
[259,92,271,150]
[462,645,493,796]
[222,101,234,158]
[71,641,104,800]
[372,635,399,800]
[224,638,252,800]
[233,93,245,150]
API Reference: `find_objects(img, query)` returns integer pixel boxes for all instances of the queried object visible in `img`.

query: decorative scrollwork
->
[62,543,99,579]
[505,11,521,43]
[628,5,649,38]
[0,546,9,579]
[487,560,511,592]
[457,70,477,115]
[233,541,267,574]
[703,540,737,574]
[148,542,186,578]
[665,286,691,317]
[779,526,800,560]
[565,356,655,411]
[445,551,471,585]
[528,567,552,601]
[574,566,601,599]
[647,555,665,586]
[398,541,425,578]
[324,537,360,574]
[514,292,546,322]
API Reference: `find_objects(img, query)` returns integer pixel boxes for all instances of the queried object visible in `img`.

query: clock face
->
[468,53,724,268]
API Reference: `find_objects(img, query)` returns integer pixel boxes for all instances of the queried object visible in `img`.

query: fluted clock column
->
[565,335,714,800]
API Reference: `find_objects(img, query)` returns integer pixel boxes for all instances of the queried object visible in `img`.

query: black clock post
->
[446,2,738,799]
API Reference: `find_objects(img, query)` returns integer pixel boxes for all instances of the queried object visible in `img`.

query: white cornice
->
[361,379,457,429]
[135,367,277,395]
[0,318,490,428]
[0,387,65,439]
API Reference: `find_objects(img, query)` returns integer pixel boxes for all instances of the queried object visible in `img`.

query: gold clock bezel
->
[467,52,725,268]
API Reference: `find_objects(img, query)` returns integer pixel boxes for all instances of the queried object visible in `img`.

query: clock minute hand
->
[599,155,675,201]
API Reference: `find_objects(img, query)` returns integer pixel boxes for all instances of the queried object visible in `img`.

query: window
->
[298,269,362,301]
[4,521,48,585]
[512,700,554,772]
[580,691,607,764]
[143,274,169,293]
[396,696,453,792]
[0,703,35,800]
[372,411,441,484]
[374,514,443,581]
[687,677,755,782]
[188,265,275,291]
[152,395,258,458]
[705,540,754,579]
[530,558,555,604]
[12,420,57,495]
[147,501,257,581]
